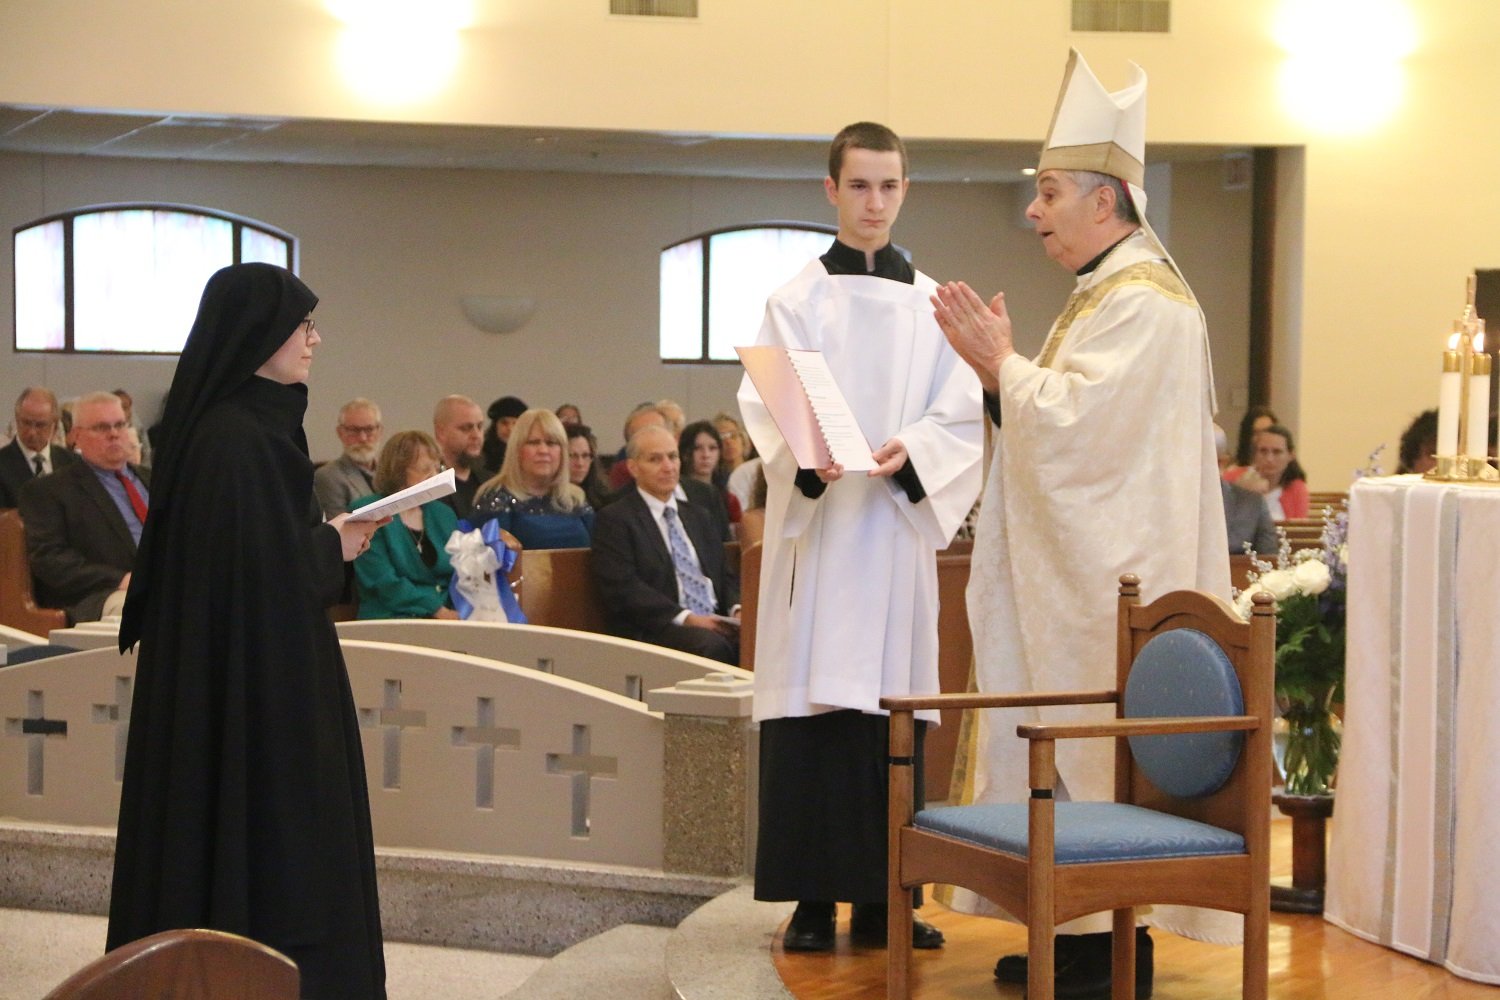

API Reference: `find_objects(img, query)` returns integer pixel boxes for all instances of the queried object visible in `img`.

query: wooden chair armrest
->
[1017,715,1259,741]
[879,689,1118,713]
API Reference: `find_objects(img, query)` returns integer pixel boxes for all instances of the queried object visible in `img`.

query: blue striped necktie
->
[663,506,715,616]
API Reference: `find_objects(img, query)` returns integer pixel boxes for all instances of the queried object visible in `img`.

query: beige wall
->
[6,0,1478,482]
[0,150,1248,462]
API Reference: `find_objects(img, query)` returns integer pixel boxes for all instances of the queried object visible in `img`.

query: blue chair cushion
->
[915,802,1244,863]
[1123,628,1244,798]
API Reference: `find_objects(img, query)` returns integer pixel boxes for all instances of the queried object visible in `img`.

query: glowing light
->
[326,0,472,105]
[1275,0,1416,136]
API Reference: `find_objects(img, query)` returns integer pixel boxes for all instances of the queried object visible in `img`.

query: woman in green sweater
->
[353,430,459,619]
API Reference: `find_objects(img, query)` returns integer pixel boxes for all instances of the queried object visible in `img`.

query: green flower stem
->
[1282,693,1341,796]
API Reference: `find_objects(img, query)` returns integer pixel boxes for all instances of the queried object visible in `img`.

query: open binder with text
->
[736,346,876,472]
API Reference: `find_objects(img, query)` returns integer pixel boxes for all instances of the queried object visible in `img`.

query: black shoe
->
[848,903,946,950]
[782,901,835,952]
[993,927,1152,999]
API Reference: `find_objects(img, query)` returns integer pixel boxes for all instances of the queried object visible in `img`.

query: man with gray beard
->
[313,398,383,517]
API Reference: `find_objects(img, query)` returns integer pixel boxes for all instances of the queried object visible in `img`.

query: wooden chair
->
[883,574,1275,1000]
[0,508,67,635]
[42,928,299,999]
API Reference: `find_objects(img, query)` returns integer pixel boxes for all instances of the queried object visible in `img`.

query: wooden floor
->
[773,819,1500,999]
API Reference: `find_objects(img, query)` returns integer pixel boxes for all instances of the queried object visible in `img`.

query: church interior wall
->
[5,0,1487,484]
[0,150,1248,464]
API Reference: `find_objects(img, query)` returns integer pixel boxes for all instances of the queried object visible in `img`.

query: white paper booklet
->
[737,345,876,471]
[346,468,456,522]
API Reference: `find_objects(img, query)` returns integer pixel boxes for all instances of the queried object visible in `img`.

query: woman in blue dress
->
[469,408,594,549]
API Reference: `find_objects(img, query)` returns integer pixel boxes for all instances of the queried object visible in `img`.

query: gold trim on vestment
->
[1035,260,1194,370]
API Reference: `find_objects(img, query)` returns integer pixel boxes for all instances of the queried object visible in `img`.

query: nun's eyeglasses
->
[299,318,317,337]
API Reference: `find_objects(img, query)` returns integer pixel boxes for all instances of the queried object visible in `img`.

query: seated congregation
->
[4,383,1473,1000]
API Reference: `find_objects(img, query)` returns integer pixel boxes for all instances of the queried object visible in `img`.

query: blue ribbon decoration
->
[448,518,527,624]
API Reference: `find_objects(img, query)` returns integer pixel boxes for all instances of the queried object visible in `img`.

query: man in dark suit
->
[591,424,739,664]
[19,391,149,624]
[0,386,80,507]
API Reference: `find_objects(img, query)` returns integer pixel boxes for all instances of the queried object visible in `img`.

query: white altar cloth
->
[1324,475,1500,983]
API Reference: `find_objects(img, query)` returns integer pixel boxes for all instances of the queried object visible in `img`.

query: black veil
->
[120,263,316,651]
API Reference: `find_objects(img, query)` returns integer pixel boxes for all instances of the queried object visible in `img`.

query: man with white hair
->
[313,397,383,517]
[19,391,149,623]
[933,50,1230,997]
[0,386,79,506]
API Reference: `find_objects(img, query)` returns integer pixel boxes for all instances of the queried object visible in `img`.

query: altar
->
[1324,475,1500,984]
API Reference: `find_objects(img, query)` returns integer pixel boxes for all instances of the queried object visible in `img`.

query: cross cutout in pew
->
[545,724,618,837]
[357,679,427,790]
[451,696,520,809]
[4,690,68,795]
[91,676,133,782]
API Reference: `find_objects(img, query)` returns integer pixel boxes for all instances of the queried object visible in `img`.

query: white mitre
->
[1039,48,1148,190]
[1038,48,1216,410]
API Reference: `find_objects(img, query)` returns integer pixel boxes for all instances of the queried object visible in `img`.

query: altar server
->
[739,121,983,953]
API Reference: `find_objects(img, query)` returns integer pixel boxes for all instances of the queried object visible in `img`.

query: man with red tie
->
[19,391,150,623]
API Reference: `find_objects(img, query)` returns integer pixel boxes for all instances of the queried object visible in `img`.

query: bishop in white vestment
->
[933,49,1233,994]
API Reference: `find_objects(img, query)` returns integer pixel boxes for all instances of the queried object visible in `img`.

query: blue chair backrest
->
[1123,628,1244,798]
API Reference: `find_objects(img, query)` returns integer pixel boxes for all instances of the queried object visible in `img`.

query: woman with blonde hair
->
[716,411,762,512]
[470,408,594,549]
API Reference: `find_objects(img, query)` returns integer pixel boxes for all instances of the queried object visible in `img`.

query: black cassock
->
[109,265,384,999]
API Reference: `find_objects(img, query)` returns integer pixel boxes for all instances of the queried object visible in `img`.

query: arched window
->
[660,222,836,363]
[13,204,295,353]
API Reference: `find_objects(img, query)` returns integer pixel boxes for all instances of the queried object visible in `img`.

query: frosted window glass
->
[73,210,232,352]
[241,227,290,266]
[659,240,704,360]
[706,228,830,361]
[660,225,833,362]
[14,221,65,350]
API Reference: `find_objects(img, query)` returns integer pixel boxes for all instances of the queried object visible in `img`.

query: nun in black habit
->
[107,263,387,999]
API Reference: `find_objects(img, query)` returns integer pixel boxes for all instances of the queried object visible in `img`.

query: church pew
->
[1278,517,1327,552]
[1306,491,1348,512]
[926,539,974,801]
[738,541,761,670]
[0,642,670,869]
[1230,553,1257,592]
[512,546,607,633]
[511,541,741,634]
[0,509,68,636]
[2,621,50,650]
[336,619,748,701]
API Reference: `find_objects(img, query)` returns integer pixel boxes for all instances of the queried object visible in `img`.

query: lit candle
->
[1438,333,1461,457]
[1468,332,1491,461]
